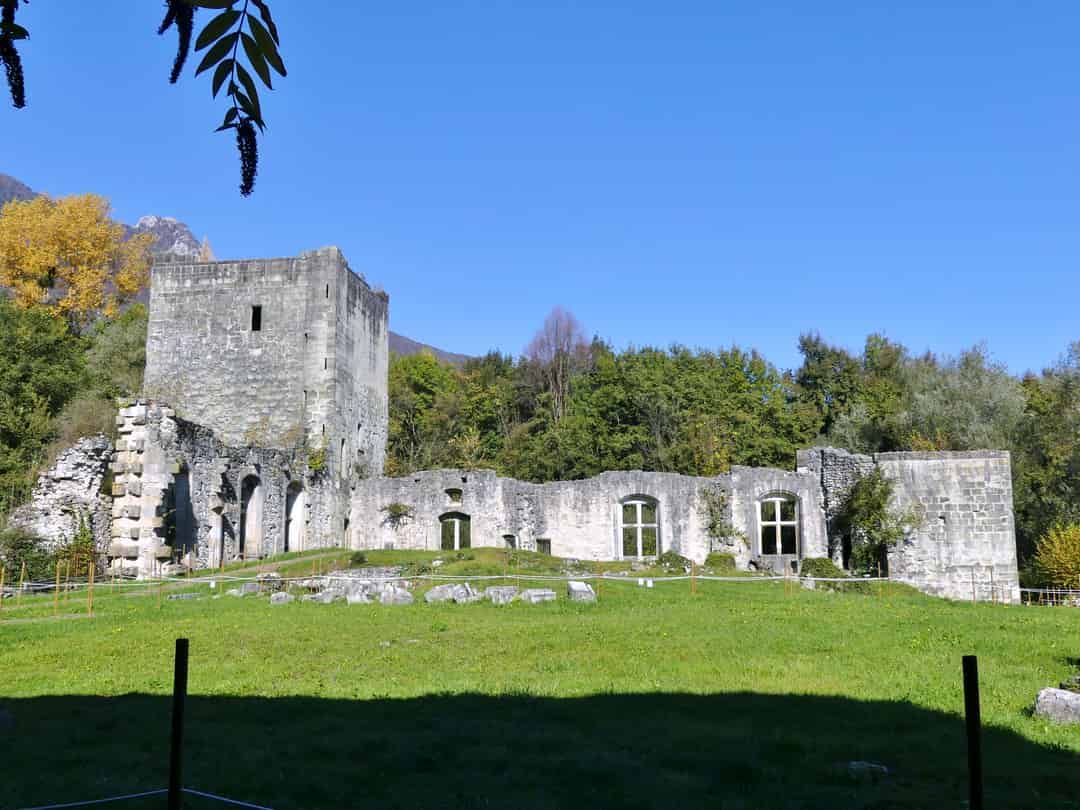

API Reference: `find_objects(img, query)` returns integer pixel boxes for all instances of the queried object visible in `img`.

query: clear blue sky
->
[5,1,1077,374]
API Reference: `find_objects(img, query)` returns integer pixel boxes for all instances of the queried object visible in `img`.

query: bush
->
[0,526,54,582]
[704,552,736,572]
[658,550,692,571]
[800,557,845,579]
[349,551,368,567]
[837,468,922,575]
[1034,523,1080,589]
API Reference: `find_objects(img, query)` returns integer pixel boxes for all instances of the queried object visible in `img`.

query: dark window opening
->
[439,512,471,551]
[324,358,327,370]
[446,488,463,504]
[251,305,262,332]
[326,284,330,299]
[503,534,516,549]
[536,538,551,555]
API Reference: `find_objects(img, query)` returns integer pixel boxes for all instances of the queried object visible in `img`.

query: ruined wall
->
[801,446,1020,602]
[109,401,344,576]
[143,247,388,477]
[877,451,1019,602]
[8,435,113,552]
[349,466,825,566]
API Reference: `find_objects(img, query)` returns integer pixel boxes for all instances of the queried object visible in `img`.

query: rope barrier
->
[12,787,277,810]
[182,787,277,809]
[11,788,167,809]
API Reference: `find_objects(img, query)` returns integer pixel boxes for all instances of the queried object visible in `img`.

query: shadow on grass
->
[1,691,1076,809]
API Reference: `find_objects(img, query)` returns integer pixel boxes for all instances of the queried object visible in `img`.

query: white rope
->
[183,787,277,809]
[11,788,167,810]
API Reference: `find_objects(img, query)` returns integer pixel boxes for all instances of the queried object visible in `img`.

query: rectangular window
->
[622,527,637,557]
[536,538,551,555]
[251,305,262,331]
[641,502,657,524]
[622,503,636,524]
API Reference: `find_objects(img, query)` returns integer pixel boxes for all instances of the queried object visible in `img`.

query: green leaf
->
[252,0,280,45]
[211,58,233,98]
[184,0,237,8]
[1,22,30,41]
[234,63,262,116]
[195,9,240,51]
[214,108,239,131]
[194,31,238,76]
[241,32,273,89]
[247,16,286,77]
[234,90,264,130]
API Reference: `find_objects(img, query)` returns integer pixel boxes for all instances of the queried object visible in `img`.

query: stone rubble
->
[269,592,295,605]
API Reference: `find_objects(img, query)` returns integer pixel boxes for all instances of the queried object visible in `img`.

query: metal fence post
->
[168,638,190,810]
[962,655,983,810]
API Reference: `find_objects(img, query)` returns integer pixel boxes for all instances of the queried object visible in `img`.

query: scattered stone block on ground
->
[1035,687,1080,725]
[380,584,413,605]
[269,592,295,605]
[520,588,556,604]
[567,581,596,602]
[484,585,518,605]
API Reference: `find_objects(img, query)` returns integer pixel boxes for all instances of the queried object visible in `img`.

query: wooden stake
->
[54,561,60,616]
[971,570,977,604]
[16,561,26,608]
[989,569,995,604]
[87,561,95,618]
[158,576,164,610]
[691,563,697,596]
[0,565,5,615]
[64,560,71,605]
[877,563,883,600]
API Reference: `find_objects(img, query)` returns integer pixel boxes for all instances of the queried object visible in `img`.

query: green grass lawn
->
[1,550,1079,809]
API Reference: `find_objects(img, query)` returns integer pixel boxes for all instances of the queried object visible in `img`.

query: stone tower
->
[144,246,388,476]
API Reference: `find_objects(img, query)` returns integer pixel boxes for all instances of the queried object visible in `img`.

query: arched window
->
[758,494,799,558]
[620,496,659,559]
[439,512,471,551]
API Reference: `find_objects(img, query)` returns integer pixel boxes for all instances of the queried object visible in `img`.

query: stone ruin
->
[9,246,1022,602]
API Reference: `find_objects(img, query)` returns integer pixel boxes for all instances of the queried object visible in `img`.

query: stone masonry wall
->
[801,446,1020,602]
[877,451,1019,602]
[350,466,826,567]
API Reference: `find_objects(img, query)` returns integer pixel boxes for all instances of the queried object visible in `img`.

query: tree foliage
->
[1033,523,1080,589]
[0,194,151,329]
[836,467,922,575]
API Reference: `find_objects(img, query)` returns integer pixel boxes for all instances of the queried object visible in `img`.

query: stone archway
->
[239,475,264,560]
[285,482,306,553]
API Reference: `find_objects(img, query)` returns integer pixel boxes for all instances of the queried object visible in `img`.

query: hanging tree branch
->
[4,0,286,196]
[0,0,28,108]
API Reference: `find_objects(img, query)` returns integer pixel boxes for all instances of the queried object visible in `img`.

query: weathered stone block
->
[521,588,557,604]
[270,592,295,605]
[1035,688,1080,725]
[484,585,518,605]
[567,580,597,602]
[380,584,413,605]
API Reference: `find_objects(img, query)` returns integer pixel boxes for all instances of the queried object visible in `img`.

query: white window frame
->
[619,498,660,559]
[758,495,799,557]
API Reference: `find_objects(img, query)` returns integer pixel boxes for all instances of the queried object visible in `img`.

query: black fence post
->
[168,638,190,810]
[962,655,983,810]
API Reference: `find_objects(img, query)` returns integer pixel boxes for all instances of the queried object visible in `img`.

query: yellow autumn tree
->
[0,194,153,330]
